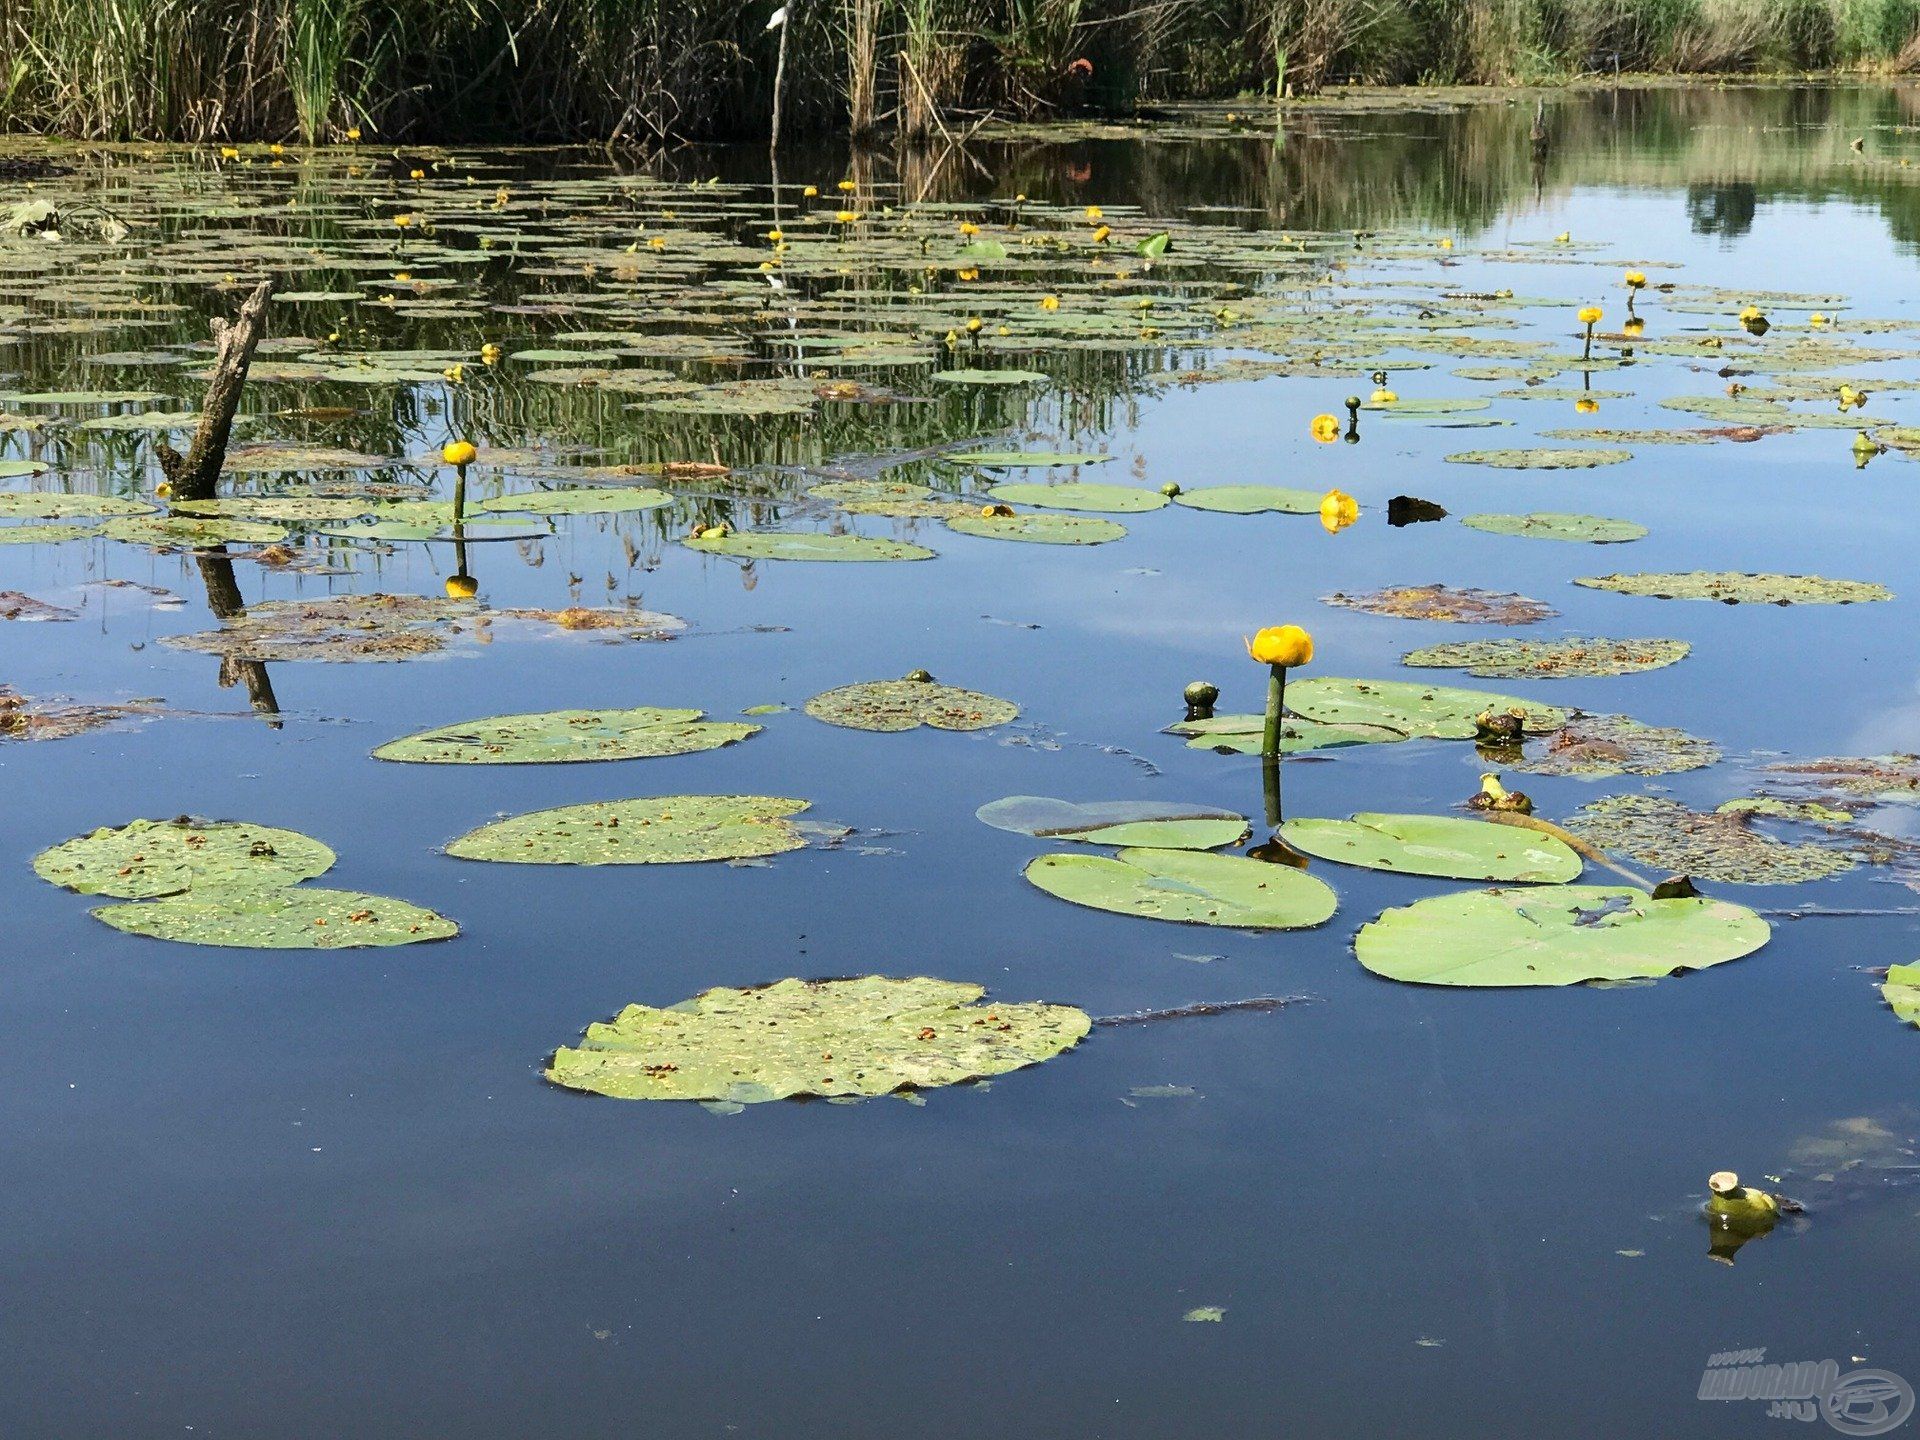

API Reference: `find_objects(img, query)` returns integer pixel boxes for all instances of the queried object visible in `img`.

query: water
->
[2,82,1918,1437]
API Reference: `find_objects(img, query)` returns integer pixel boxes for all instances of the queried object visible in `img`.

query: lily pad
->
[547,976,1090,1102]
[1355,884,1770,987]
[477,487,673,516]
[373,707,757,764]
[1882,963,1920,1027]
[1401,637,1690,679]
[164,595,474,663]
[945,512,1125,544]
[1288,676,1569,738]
[683,531,935,562]
[1171,485,1321,515]
[1168,714,1407,754]
[0,493,155,520]
[1574,571,1892,605]
[0,522,97,544]
[1445,448,1631,470]
[101,515,288,547]
[1569,795,1856,884]
[806,676,1017,732]
[1023,848,1337,929]
[1462,512,1647,543]
[1324,585,1556,624]
[986,482,1167,514]
[977,796,1249,849]
[1279,812,1581,882]
[33,817,335,898]
[1515,714,1720,778]
[932,368,1047,386]
[1763,756,1920,803]
[809,480,973,518]
[446,795,810,865]
[93,887,457,948]
[173,497,373,522]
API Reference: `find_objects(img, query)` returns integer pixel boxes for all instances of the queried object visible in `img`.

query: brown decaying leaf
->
[1321,584,1556,624]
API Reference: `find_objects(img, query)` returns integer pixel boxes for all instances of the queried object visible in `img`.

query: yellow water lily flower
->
[1810,312,1830,327]
[1091,225,1110,243]
[1370,387,1397,405]
[269,143,284,156]
[835,210,860,224]
[1319,490,1358,532]
[219,146,239,160]
[803,185,819,198]
[443,364,465,384]
[648,236,667,250]
[445,574,478,599]
[1623,316,1646,337]
[1624,269,1647,289]
[1577,305,1602,326]
[1246,625,1314,668]
[1840,385,1867,410]
[1554,230,1570,242]
[957,267,979,281]
[1575,397,1599,414]
[958,221,980,237]
[441,440,478,468]
[1085,205,1103,220]
[1039,294,1060,311]
[480,342,502,366]
[1310,413,1340,443]
[344,127,362,142]
[965,316,982,333]
[836,179,857,193]
[1439,236,1453,250]
[393,213,413,229]
[409,168,425,180]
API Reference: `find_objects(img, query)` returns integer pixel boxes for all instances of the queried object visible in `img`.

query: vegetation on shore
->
[3,0,1920,144]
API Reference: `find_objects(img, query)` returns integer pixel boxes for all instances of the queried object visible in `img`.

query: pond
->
[3,80,1919,1437]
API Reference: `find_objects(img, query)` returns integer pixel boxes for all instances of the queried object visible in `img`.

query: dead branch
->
[156,278,273,502]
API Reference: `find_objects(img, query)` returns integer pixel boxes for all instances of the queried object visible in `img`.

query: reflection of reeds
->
[7,0,1920,140]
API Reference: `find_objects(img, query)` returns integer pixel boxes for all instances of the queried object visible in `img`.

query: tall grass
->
[2,0,1919,143]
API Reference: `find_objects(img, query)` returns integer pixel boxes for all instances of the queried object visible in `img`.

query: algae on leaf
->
[806,676,1017,733]
[1287,676,1569,738]
[1515,714,1719,778]
[1023,847,1337,929]
[684,531,935,562]
[986,481,1168,514]
[1279,812,1581,882]
[33,817,335,898]
[1462,512,1647,543]
[1446,448,1631,470]
[1401,636,1689,679]
[374,707,757,764]
[1324,585,1556,625]
[1568,794,1856,884]
[93,886,457,948]
[1355,885,1769,986]
[547,976,1090,1102]
[1574,571,1891,605]
[446,794,811,865]
[946,512,1126,544]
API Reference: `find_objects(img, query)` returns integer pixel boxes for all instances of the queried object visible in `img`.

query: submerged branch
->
[1093,994,1315,1027]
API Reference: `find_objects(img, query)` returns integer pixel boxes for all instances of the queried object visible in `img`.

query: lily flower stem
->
[1260,662,1287,760]
[1582,321,1594,361]
[1261,754,1282,829]
[452,463,468,524]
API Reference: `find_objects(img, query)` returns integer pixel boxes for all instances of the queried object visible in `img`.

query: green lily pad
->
[0,522,96,544]
[1568,795,1855,884]
[172,497,374,521]
[33,817,335,898]
[0,493,155,520]
[1401,637,1690,679]
[947,451,1113,466]
[1882,963,1920,1027]
[222,445,391,472]
[446,795,810,865]
[945,512,1125,544]
[1168,715,1407,754]
[809,480,973,518]
[93,886,457,948]
[1023,847,1337,929]
[806,676,1017,732]
[373,707,758,764]
[0,459,50,478]
[932,368,1047,385]
[547,976,1090,1102]
[683,531,934,562]
[1279,812,1581,882]
[1515,714,1720,778]
[1288,676,1569,739]
[1574,571,1892,604]
[1462,512,1647,543]
[164,595,474,662]
[986,482,1167,513]
[1355,884,1770,987]
[977,796,1249,849]
[101,515,288,546]
[1170,485,1321,515]
[1364,396,1490,415]
[1446,448,1632,469]
[477,487,673,516]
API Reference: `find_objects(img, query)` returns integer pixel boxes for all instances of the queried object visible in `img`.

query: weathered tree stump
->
[156,278,274,503]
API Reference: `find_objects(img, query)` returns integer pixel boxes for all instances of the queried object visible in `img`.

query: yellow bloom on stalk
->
[1438,236,1453,250]
[1091,225,1110,243]
[1246,625,1314,668]
[480,342,502,366]
[1039,294,1060,311]
[1085,205,1103,220]
[445,574,478,599]
[837,179,857,193]
[393,213,414,229]
[1319,489,1358,532]
[1555,230,1571,243]
[965,316,983,333]
[410,168,425,180]
[345,126,362,142]
[803,185,819,198]
[269,143,284,156]
[1625,270,1647,289]
[442,440,478,467]
[1370,387,1397,405]
[1578,305,1602,326]
[1623,316,1646,337]
[1310,413,1340,443]
[443,364,465,384]
[647,236,666,250]
[219,146,239,160]
[395,270,411,282]
[1810,312,1830,327]
[957,267,979,281]
[766,228,784,242]
[835,210,860,224]
[958,221,980,237]
[1575,397,1599,414]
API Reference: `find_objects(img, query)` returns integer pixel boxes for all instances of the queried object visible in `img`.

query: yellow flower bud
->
[1319,489,1358,532]
[441,440,478,467]
[1624,270,1646,288]
[1246,625,1314,668]
[445,574,478,599]
[1310,413,1340,443]
[1578,305,1602,326]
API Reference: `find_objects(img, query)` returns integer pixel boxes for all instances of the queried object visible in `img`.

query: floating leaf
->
[986,481,1167,513]
[1574,571,1891,604]
[1279,812,1581,882]
[374,707,757,764]
[1515,714,1719,778]
[1462,512,1647,543]
[931,368,1047,386]
[174,496,374,521]
[1171,485,1320,515]
[945,512,1125,544]
[1168,714,1407,754]
[1355,885,1769,987]
[0,492,154,520]
[0,522,96,545]
[977,796,1248,849]
[808,479,973,518]
[1882,963,1920,1027]
[446,795,810,865]
[33,817,335,898]
[1401,636,1690,678]
[1324,585,1556,624]
[93,886,457,948]
[101,515,287,546]
[547,976,1090,1102]
[1446,448,1631,469]
[1023,848,1336,929]
[1288,676,1569,738]
[684,531,934,562]
[1763,756,1920,803]
[477,487,673,516]
[164,594,473,663]
[806,677,1017,732]
[1569,795,1856,884]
